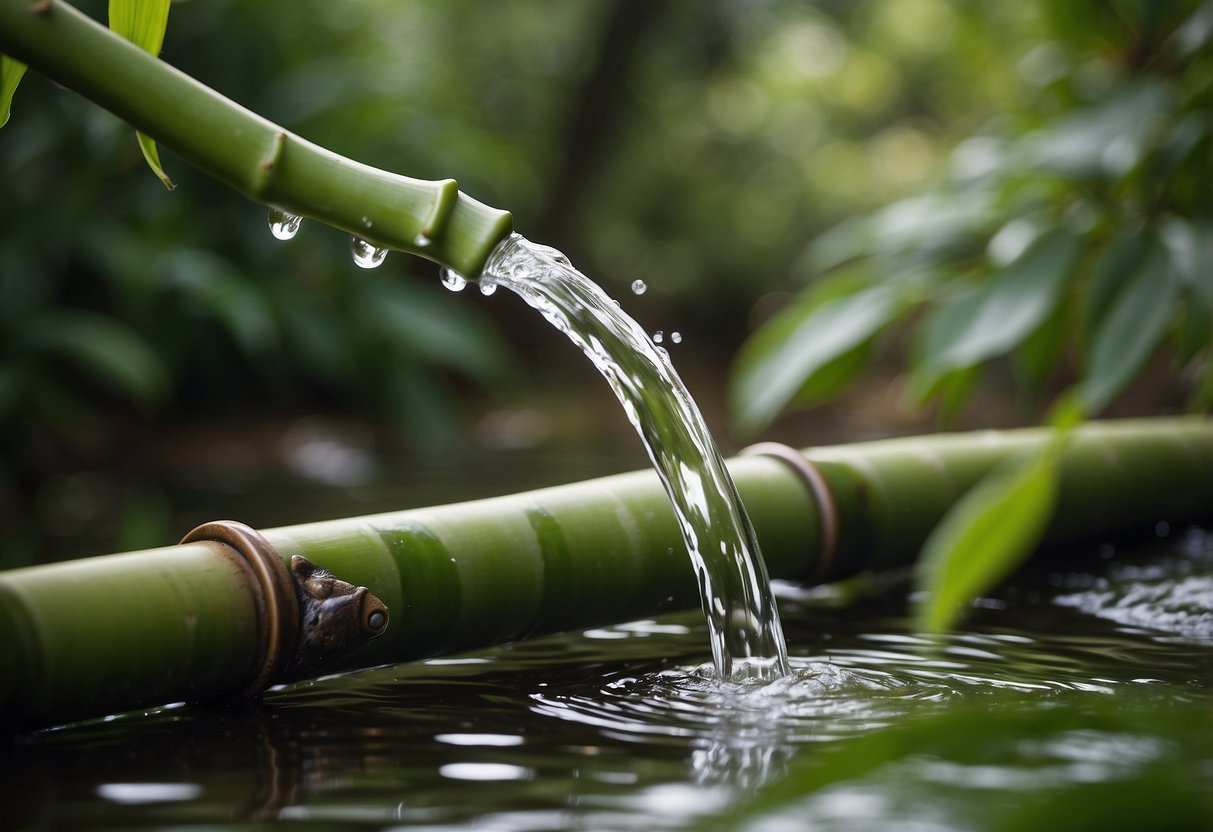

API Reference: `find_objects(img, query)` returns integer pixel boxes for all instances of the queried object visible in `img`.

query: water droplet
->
[351,237,388,269]
[631,279,647,295]
[653,330,664,344]
[671,331,683,344]
[480,282,498,296]
[361,215,372,229]
[267,208,301,240]
[415,232,432,248]
[440,267,467,292]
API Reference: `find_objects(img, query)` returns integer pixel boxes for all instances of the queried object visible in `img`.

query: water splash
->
[351,237,388,269]
[267,208,301,240]
[653,330,664,344]
[479,233,789,681]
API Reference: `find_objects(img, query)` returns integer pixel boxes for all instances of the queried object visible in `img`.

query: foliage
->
[107,0,174,189]
[731,0,1213,432]
[912,395,1083,633]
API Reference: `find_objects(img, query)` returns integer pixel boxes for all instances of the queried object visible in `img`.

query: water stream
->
[473,233,790,681]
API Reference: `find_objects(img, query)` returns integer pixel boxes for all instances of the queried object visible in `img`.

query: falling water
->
[476,233,790,681]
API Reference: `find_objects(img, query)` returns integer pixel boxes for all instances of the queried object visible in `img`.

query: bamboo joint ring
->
[181,520,300,698]
[740,442,840,582]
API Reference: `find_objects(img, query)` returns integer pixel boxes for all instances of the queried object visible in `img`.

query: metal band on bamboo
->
[740,442,839,582]
[180,521,300,697]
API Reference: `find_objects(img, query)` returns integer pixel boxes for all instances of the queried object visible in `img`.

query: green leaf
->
[1019,81,1172,180]
[0,54,28,129]
[1014,290,1071,397]
[109,0,175,189]
[1085,229,1150,332]
[914,230,1081,398]
[803,190,996,274]
[1159,217,1213,362]
[730,277,908,434]
[17,311,169,407]
[913,429,1066,634]
[1079,240,1179,413]
[108,0,171,56]
[135,129,175,190]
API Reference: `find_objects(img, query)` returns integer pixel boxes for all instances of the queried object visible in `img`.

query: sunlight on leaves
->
[0,54,28,129]
[912,394,1083,634]
[109,0,175,190]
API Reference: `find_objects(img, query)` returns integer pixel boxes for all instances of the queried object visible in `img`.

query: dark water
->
[4,527,1211,831]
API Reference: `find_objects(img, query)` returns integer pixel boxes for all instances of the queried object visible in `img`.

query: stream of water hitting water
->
[264,211,791,680]
[475,233,790,681]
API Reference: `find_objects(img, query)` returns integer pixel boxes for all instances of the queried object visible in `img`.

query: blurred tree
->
[730,0,1213,433]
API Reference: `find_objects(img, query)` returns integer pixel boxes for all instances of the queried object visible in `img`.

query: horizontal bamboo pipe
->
[2,418,1211,730]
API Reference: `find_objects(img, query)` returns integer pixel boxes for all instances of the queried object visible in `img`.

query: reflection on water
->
[2,529,1210,830]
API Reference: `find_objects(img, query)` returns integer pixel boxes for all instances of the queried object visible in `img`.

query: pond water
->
[5,526,1210,830]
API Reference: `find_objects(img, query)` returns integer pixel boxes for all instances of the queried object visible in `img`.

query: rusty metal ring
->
[181,520,299,698]
[740,442,839,582]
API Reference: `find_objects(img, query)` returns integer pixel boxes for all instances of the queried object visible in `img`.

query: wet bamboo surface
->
[2,418,1211,730]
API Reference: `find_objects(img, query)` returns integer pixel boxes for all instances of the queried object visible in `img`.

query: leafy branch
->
[730,2,1213,433]
[0,0,513,277]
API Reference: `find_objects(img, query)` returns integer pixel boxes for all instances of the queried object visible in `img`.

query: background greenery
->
[1,0,1208,567]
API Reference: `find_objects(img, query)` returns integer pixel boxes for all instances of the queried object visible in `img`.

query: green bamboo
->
[0,0,513,277]
[2,418,1210,731]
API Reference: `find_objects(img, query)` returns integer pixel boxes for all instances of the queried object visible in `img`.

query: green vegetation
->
[732,1,1213,430]
[1,0,1208,629]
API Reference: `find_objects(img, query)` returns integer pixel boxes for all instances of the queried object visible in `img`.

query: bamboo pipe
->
[0,0,513,277]
[2,418,1211,731]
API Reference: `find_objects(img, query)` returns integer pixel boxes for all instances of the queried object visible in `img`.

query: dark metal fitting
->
[181,521,389,697]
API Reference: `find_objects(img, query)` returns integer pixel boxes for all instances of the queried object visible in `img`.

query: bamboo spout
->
[2,418,1212,731]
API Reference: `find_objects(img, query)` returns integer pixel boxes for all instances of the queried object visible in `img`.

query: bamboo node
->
[181,520,300,698]
[740,442,840,582]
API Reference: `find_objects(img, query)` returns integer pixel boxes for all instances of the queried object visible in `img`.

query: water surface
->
[6,527,1210,831]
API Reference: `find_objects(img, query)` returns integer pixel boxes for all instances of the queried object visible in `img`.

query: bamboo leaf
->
[135,128,175,190]
[108,0,170,56]
[108,0,175,189]
[0,53,27,128]
[1079,241,1179,413]
[912,418,1071,634]
[730,279,907,434]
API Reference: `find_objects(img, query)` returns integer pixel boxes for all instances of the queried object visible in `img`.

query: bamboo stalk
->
[1,418,1210,731]
[0,0,513,277]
